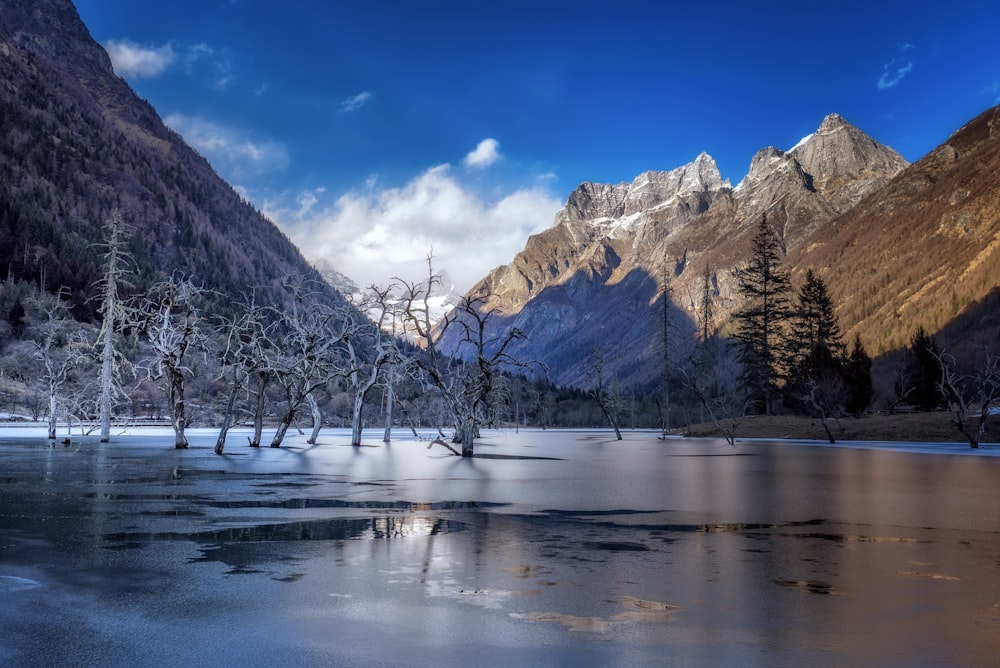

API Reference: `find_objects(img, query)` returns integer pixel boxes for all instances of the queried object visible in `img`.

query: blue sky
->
[74,0,1000,292]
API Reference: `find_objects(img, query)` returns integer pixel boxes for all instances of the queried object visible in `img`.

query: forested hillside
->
[0,0,335,318]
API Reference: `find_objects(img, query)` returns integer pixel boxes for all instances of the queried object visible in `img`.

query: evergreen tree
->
[844,334,873,416]
[733,216,793,415]
[790,269,842,362]
[904,326,943,411]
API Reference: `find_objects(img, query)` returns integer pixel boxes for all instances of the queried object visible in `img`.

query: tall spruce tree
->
[905,326,944,411]
[733,216,793,415]
[790,269,842,361]
[844,334,873,416]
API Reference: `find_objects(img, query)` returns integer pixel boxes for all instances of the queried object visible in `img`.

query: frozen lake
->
[1,427,999,666]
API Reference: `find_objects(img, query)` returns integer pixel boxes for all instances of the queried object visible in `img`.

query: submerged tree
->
[340,285,405,447]
[265,277,342,448]
[213,291,273,454]
[133,275,207,449]
[585,347,623,441]
[399,256,532,456]
[732,216,793,415]
[934,349,1000,449]
[93,209,135,442]
[30,290,90,439]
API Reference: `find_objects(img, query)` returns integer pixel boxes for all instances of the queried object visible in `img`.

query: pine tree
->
[844,334,873,416]
[733,216,793,415]
[790,269,842,363]
[905,326,944,411]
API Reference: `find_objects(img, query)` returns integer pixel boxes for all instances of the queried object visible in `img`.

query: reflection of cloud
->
[463,138,502,168]
[340,91,373,113]
[164,114,289,178]
[266,164,562,292]
[105,39,176,78]
[878,58,913,90]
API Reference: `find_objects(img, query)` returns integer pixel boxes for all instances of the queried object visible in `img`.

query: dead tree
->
[935,349,1000,448]
[585,347,623,440]
[265,277,341,448]
[30,290,91,439]
[399,256,532,456]
[339,285,405,447]
[92,210,135,442]
[132,276,207,449]
[213,291,274,454]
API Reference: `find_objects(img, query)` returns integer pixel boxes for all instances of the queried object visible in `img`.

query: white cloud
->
[982,81,1000,104]
[164,114,289,178]
[265,165,562,293]
[340,91,373,113]
[104,39,176,78]
[463,138,502,168]
[877,58,913,90]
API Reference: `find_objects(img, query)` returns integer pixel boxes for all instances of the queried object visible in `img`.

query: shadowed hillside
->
[0,0,342,315]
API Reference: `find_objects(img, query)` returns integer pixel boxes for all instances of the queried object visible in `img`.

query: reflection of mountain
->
[439,107,1000,387]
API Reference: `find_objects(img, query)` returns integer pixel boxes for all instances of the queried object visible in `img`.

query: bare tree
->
[213,291,274,454]
[265,277,342,448]
[30,290,91,439]
[399,256,532,456]
[339,285,406,447]
[132,275,207,449]
[93,209,135,442]
[677,279,744,446]
[585,347,623,441]
[934,349,1000,449]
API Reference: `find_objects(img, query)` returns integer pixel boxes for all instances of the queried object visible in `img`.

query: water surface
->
[1,428,998,666]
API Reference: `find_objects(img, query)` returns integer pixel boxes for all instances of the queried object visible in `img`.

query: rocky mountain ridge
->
[437,112,929,388]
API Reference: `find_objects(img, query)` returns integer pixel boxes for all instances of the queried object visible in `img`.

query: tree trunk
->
[47,392,57,439]
[458,418,476,457]
[382,386,394,443]
[99,329,113,442]
[214,373,241,455]
[250,373,266,447]
[169,368,188,449]
[598,399,623,441]
[270,406,296,448]
[306,392,322,445]
[351,389,365,446]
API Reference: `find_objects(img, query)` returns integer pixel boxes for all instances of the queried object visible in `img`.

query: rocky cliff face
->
[438,114,910,388]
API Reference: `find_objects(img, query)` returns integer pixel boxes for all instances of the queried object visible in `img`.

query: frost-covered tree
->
[339,284,405,446]
[265,277,342,448]
[93,209,135,442]
[213,291,274,454]
[30,290,91,439]
[399,256,532,456]
[133,275,207,449]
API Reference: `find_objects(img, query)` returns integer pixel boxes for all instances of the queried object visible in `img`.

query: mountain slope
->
[0,0,338,315]
[793,104,1000,359]
[437,114,910,388]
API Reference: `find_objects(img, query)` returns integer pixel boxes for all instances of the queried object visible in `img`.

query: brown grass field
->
[680,411,999,445]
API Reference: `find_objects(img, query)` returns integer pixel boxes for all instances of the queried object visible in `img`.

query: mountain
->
[0,0,341,316]
[791,105,1000,362]
[437,113,914,388]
